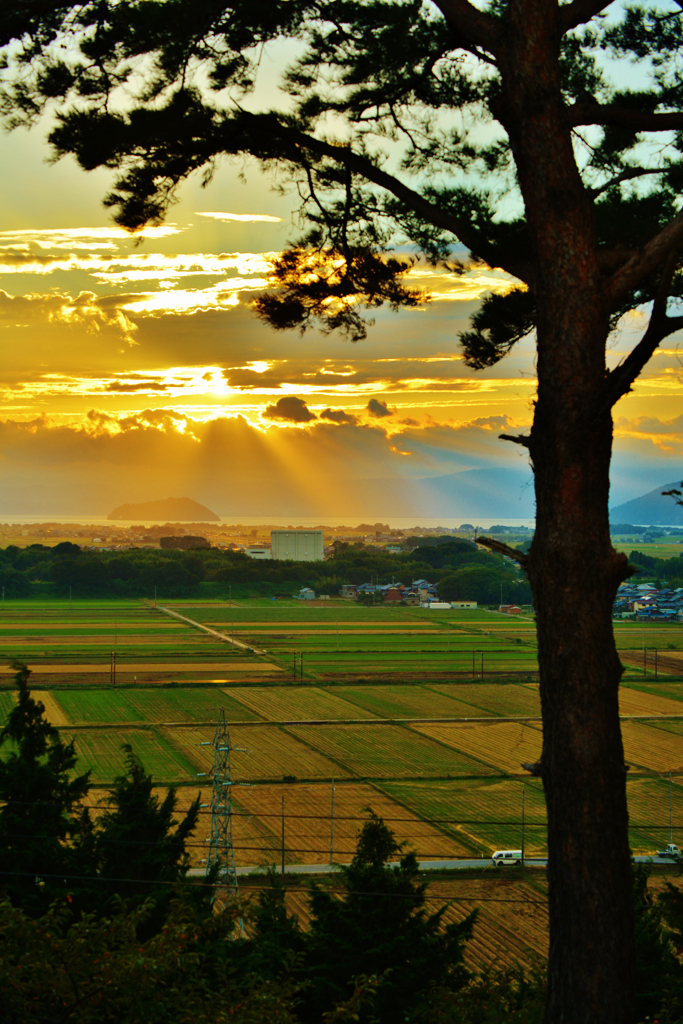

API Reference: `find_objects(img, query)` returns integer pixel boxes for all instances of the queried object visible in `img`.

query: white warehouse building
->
[271,529,324,562]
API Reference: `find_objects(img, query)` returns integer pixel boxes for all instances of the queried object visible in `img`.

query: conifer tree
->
[78,744,205,934]
[0,661,90,914]
[3,3,683,1019]
[302,813,475,1024]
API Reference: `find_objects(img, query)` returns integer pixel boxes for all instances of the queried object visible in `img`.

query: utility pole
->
[205,708,245,933]
[670,770,673,845]
[329,777,335,866]
[521,789,525,868]
[281,793,286,875]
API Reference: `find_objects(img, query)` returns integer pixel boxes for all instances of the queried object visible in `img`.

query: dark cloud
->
[320,408,359,425]
[367,398,393,418]
[105,380,168,393]
[262,396,317,423]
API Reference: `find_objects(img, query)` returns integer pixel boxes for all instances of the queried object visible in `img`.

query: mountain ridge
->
[107,497,220,522]
[610,479,683,526]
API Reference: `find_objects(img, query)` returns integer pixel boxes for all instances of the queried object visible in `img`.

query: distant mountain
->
[107,497,221,522]
[610,480,683,526]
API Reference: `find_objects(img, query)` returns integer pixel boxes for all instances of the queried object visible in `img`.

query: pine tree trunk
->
[530,395,635,1024]
[496,5,637,1020]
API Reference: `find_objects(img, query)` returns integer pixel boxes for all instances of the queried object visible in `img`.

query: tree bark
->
[495,4,636,1021]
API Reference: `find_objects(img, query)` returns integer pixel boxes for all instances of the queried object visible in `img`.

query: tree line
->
[0,539,532,605]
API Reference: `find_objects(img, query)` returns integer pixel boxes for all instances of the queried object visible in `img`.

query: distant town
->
[0,519,534,553]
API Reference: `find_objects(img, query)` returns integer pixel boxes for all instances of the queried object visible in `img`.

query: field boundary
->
[155,604,267,655]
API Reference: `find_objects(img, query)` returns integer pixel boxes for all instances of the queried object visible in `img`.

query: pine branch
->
[589,166,666,198]
[244,114,529,280]
[430,0,502,54]
[569,101,683,132]
[559,1,614,33]
[605,208,683,307]
[601,249,683,408]
[475,535,529,570]
[499,433,531,448]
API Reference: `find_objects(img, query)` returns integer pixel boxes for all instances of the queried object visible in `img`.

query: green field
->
[2,598,683,860]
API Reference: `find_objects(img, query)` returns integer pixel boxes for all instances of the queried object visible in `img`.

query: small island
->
[107,497,221,522]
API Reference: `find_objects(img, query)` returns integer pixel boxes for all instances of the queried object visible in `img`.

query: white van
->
[491,849,523,867]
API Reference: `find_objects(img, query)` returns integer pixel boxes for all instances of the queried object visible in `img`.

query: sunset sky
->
[2,115,683,520]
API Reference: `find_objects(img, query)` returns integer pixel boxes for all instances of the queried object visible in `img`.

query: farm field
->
[2,599,683,861]
[621,720,683,773]
[0,600,274,684]
[228,780,473,866]
[411,720,544,775]
[52,688,261,724]
[429,682,542,718]
[226,686,380,721]
[332,683,487,720]
[286,722,500,778]
[380,777,547,856]
[428,875,549,970]
[63,727,199,784]
[162,723,345,781]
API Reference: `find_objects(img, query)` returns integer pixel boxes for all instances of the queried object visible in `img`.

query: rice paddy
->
[1,598,683,864]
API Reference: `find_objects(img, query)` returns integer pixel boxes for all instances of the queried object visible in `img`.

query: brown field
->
[0,618,184,626]
[622,721,683,773]
[161,724,345,781]
[0,661,282,675]
[618,688,683,716]
[620,651,683,676]
[226,686,379,722]
[0,635,209,645]
[429,876,549,969]
[411,721,543,775]
[261,874,548,970]
[334,684,485,720]
[429,683,541,718]
[31,691,69,725]
[287,722,493,778]
[227,780,471,865]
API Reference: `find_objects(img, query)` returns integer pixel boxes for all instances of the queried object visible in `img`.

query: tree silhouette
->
[0,661,91,915]
[3,3,683,1019]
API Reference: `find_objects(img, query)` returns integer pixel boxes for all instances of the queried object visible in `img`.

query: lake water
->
[0,514,536,530]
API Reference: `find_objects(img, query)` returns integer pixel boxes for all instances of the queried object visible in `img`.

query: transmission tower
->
[205,707,244,930]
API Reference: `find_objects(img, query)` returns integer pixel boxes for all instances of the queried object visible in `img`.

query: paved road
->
[189,854,680,877]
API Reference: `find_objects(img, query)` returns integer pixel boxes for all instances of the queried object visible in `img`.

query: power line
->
[0,869,550,904]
